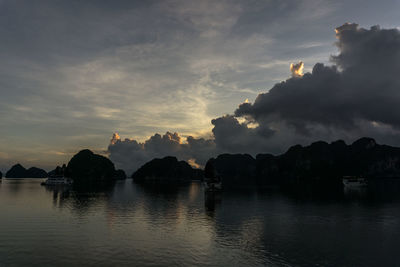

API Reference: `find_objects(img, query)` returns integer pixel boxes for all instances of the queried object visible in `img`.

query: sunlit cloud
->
[290,61,304,77]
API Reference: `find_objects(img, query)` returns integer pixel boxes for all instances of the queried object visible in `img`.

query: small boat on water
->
[41,164,72,186]
[41,176,73,186]
[342,176,367,188]
[204,160,222,193]
[204,179,222,192]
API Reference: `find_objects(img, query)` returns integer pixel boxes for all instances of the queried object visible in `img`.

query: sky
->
[1,0,400,173]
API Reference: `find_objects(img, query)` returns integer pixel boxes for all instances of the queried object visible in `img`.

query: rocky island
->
[5,164,48,178]
[6,137,400,192]
[66,149,116,187]
[206,137,400,190]
[132,156,203,183]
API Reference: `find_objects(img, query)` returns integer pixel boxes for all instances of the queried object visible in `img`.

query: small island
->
[43,149,118,189]
[132,156,203,184]
[65,149,117,187]
[5,164,48,178]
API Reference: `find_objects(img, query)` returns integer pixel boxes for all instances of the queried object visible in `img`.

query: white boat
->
[342,176,367,188]
[41,176,73,186]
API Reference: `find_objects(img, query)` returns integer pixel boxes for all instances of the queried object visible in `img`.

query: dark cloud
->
[211,115,274,153]
[236,23,400,135]
[109,24,400,172]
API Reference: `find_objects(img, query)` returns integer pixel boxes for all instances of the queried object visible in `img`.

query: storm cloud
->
[236,23,400,133]
[109,23,400,173]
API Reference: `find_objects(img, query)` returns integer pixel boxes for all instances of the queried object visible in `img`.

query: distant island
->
[206,137,400,191]
[132,156,203,184]
[6,164,48,178]
[4,149,121,189]
[125,137,400,191]
[5,137,400,192]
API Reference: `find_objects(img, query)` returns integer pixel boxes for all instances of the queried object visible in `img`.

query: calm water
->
[1,179,400,266]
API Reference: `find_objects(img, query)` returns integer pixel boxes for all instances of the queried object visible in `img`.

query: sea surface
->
[1,178,400,267]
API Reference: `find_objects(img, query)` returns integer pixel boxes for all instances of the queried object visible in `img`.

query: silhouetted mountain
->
[6,164,48,178]
[67,149,116,187]
[132,156,203,183]
[114,169,127,180]
[207,137,400,190]
[6,164,27,178]
[208,154,257,187]
[27,167,48,178]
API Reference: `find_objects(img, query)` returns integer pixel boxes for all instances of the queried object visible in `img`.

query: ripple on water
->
[1,179,400,266]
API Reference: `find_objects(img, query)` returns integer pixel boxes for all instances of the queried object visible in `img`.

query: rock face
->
[207,137,400,190]
[67,149,116,187]
[132,156,203,183]
[114,169,127,180]
[6,164,48,178]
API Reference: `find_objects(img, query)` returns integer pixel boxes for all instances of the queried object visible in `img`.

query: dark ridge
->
[132,156,203,184]
[6,164,27,178]
[6,164,47,178]
[26,167,48,178]
[206,137,400,190]
[208,154,256,187]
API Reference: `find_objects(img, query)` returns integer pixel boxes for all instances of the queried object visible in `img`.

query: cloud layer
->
[109,23,400,173]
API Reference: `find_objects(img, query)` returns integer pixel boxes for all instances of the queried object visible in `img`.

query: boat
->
[41,164,72,186]
[342,176,367,188]
[41,176,73,186]
[204,179,222,192]
[204,160,222,193]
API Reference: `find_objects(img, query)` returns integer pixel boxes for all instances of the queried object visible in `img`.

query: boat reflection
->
[204,191,221,215]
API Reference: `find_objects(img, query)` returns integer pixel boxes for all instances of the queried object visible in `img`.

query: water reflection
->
[204,192,222,216]
[46,186,70,208]
[4,178,25,195]
[1,179,400,266]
